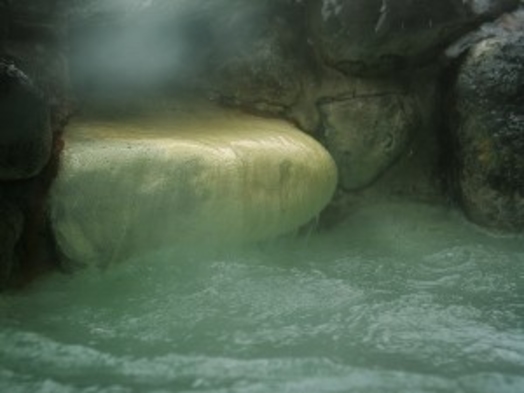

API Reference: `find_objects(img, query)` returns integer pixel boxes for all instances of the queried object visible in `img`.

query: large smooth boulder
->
[452,33,524,230]
[308,0,519,75]
[0,61,51,180]
[50,106,337,267]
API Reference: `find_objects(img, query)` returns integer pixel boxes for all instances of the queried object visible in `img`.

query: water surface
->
[1,202,523,392]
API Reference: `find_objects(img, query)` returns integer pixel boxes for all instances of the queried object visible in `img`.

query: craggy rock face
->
[308,0,519,76]
[453,33,524,230]
[206,1,314,115]
[0,61,51,180]
[319,91,417,190]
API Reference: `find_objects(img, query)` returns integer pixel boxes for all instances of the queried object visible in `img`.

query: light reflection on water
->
[0,202,523,393]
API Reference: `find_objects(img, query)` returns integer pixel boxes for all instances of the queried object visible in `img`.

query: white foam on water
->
[1,201,523,392]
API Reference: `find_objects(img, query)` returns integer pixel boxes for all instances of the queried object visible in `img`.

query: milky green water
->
[1,202,523,393]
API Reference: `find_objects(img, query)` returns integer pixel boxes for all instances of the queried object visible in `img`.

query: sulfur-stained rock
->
[452,33,524,231]
[50,106,337,267]
[0,61,51,180]
[308,0,519,76]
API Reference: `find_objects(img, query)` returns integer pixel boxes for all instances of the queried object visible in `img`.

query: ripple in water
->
[1,202,523,392]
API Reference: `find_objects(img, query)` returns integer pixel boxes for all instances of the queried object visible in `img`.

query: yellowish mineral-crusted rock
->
[50,105,337,266]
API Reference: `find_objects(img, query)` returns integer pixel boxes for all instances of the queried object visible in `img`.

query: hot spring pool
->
[0,202,523,392]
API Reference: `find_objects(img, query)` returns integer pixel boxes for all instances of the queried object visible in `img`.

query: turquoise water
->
[1,202,523,392]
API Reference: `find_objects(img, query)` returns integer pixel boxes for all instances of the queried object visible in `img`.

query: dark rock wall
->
[0,61,51,180]
[0,0,70,289]
[450,32,524,230]
[64,1,522,220]
[307,0,519,75]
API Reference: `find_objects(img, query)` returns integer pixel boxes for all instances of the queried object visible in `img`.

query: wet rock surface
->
[0,0,523,287]
[308,0,519,76]
[0,0,70,287]
[452,32,524,230]
[206,1,314,116]
[319,84,418,190]
[59,0,524,235]
[0,61,51,180]
[5,0,69,125]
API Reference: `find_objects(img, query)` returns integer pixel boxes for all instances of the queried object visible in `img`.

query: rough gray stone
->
[0,61,52,180]
[445,6,524,58]
[453,33,524,230]
[205,1,314,114]
[308,0,519,76]
[319,83,418,190]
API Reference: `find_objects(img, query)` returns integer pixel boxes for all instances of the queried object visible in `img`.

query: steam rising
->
[68,1,209,106]
[67,0,302,109]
